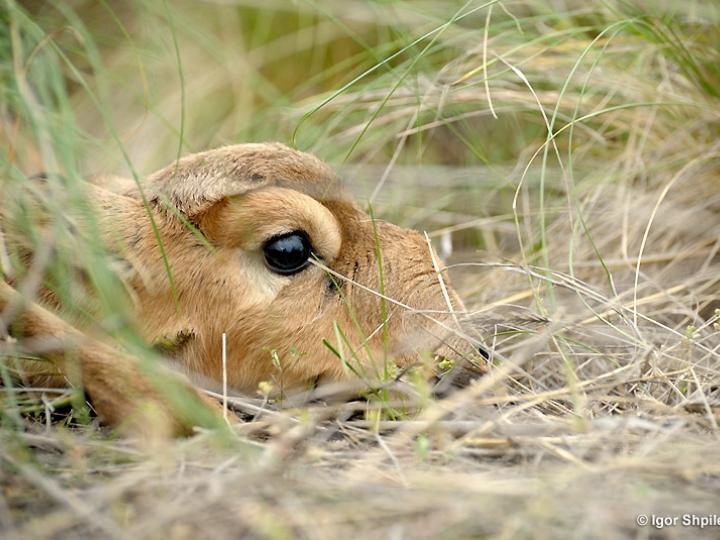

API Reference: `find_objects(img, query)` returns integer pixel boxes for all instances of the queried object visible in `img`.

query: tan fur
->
[1,143,483,433]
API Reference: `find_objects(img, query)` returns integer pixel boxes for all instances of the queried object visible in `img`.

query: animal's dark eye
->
[262,231,313,275]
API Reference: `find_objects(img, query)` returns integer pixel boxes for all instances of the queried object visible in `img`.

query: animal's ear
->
[146,143,338,221]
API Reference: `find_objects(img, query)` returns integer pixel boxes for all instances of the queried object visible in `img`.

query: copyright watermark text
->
[636,514,720,529]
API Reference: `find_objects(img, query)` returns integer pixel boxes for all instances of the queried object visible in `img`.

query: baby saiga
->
[0,143,486,435]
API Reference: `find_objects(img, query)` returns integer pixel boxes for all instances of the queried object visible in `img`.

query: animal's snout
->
[429,332,488,396]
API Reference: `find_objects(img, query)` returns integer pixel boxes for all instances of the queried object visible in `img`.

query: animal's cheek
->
[267,276,344,329]
[212,249,288,306]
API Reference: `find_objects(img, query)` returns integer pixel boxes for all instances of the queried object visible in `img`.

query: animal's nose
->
[430,336,488,397]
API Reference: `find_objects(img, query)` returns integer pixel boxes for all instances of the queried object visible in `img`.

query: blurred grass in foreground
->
[2,1,720,538]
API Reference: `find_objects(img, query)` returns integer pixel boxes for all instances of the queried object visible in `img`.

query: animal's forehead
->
[148,143,344,217]
[212,143,337,185]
